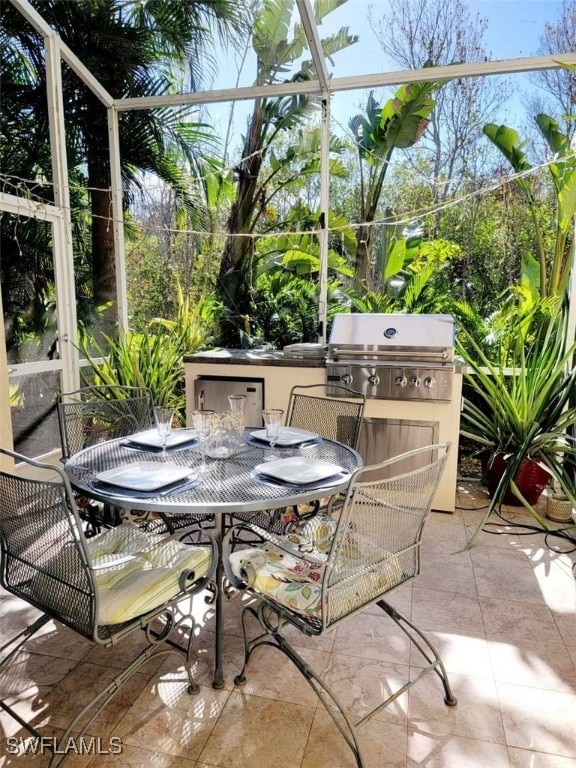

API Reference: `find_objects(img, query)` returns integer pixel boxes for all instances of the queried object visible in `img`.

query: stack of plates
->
[124,428,197,450]
[254,457,344,485]
[249,427,319,447]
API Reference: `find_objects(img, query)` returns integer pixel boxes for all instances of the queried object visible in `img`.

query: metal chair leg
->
[0,612,200,768]
[233,598,457,768]
[373,599,457,711]
[234,603,367,768]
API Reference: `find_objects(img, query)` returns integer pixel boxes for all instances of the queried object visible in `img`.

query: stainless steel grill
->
[326,314,455,402]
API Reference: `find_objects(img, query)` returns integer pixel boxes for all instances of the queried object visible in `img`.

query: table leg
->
[212,517,225,689]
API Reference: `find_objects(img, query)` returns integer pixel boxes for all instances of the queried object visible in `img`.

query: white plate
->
[95,461,192,491]
[126,428,197,449]
[255,457,343,485]
[250,427,319,447]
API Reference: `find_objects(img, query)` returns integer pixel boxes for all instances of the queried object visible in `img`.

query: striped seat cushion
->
[87,525,211,625]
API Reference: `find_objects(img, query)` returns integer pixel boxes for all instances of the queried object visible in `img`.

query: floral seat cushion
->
[229,518,404,622]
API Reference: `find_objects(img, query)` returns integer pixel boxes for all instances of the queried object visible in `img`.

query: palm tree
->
[216,0,357,345]
[349,78,445,294]
[1,0,247,321]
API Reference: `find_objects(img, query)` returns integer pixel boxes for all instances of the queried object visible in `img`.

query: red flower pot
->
[485,453,550,506]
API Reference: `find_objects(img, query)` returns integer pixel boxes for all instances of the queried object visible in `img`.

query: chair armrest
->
[222,522,327,591]
[178,528,219,593]
[222,523,256,589]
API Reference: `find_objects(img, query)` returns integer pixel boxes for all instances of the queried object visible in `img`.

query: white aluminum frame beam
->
[296,0,330,91]
[114,53,576,111]
[108,106,128,328]
[44,34,80,393]
[297,0,331,343]
[8,0,114,107]
[6,0,576,353]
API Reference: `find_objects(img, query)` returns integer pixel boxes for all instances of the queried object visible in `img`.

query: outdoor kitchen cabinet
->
[184,343,462,512]
[184,349,325,424]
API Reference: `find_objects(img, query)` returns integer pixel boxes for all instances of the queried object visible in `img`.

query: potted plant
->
[546,492,574,523]
[458,307,576,546]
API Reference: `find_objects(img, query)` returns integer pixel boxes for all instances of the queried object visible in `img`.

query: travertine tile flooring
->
[1,482,575,767]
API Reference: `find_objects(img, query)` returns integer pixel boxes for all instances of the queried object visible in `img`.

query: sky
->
[324,0,563,72]
[206,0,566,155]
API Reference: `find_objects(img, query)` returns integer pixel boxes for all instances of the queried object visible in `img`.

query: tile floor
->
[1,481,575,768]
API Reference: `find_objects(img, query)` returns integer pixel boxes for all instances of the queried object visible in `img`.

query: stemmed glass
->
[262,409,284,461]
[191,410,215,474]
[154,406,174,458]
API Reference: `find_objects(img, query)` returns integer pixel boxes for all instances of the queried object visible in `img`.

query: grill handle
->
[329,347,450,361]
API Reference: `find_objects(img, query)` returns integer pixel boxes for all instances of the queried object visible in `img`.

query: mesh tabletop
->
[65,431,362,516]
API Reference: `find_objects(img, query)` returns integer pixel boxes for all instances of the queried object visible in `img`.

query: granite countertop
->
[184,348,465,373]
[183,348,327,368]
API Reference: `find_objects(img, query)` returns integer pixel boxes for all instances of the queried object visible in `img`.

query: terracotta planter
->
[485,453,550,506]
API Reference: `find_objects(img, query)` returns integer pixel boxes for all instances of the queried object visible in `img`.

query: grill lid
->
[328,313,454,349]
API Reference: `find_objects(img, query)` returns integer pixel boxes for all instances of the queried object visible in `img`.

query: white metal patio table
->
[64,430,362,688]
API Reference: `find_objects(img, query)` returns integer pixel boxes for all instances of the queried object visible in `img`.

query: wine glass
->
[191,410,215,474]
[153,406,174,458]
[262,409,284,461]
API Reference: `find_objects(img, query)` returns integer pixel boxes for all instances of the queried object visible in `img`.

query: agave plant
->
[458,306,576,546]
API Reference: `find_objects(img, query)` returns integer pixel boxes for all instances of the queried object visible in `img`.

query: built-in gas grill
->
[326,314,455,402]
[326,314,460,513]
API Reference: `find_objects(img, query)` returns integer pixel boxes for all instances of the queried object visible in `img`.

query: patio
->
[1,481,574,768]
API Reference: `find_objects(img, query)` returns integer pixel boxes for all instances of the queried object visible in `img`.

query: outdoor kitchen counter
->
[183,348,325,368]
[184,345,463,513]
[184,349,327,426]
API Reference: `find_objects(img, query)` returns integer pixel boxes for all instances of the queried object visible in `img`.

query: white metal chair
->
[286,382,366,519]
[223,443,456,768]
[57,385,155,460]
[237,383,366,532]
[0,447,217,768]
[57,385,208,537]
[286,383,366,450]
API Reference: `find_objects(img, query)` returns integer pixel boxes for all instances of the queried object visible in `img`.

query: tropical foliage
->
[349,78,446,292]
[79,279,218,421]
[0,0,245,328]
[458,306,576,545]
[483,114,576,299]
[216,0,358,344]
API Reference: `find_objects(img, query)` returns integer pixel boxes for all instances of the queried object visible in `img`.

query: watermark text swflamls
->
[5,736,123,756]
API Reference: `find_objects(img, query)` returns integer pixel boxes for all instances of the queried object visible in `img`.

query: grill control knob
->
[409,376,421,387]
[424,377,436,389]
[368,374,380,386]
[341,374,353,385]
[395,375,407,388]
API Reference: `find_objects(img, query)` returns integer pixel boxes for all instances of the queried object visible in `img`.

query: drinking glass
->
[154,406,174,457]
[262,409,284,461]
[228,394,247,413]
[191,410,215,473]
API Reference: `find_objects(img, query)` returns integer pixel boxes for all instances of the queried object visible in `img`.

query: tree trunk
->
[217,101,265,345]
[90,183,117,333]
[354,224,372,294]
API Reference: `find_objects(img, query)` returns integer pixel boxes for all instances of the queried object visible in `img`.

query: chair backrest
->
[286,384,366,450]
[322,442,450,628]
[0,447,97,639]
[57,385,154,460]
